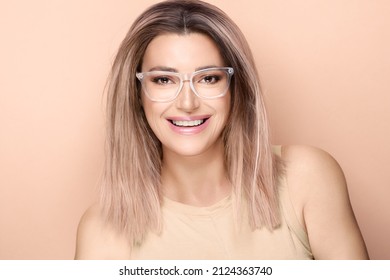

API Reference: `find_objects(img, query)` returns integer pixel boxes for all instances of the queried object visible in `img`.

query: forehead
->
[141,33,225,72]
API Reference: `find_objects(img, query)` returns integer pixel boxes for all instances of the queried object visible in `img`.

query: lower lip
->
[167,118,210,135]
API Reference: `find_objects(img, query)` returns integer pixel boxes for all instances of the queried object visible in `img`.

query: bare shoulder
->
[75,204,131,259]
[281,145,369,259]
[281,145,343,178]
[281,145,351,207]
[280,145,345,220]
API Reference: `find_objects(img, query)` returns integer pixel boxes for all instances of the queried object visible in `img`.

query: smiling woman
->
[74,0,368,260]
[141,33,231,156]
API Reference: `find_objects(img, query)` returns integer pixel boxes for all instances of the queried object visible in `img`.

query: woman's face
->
[140,32,231,157]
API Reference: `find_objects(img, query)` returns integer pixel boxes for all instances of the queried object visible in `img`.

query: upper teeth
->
[172,119,204,127]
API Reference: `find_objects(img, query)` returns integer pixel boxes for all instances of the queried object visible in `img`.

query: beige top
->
[131,146,313,259]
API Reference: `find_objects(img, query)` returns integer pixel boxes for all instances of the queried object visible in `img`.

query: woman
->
[75,0,368,259]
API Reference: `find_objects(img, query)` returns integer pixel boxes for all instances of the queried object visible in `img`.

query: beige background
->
[0,0,389,259]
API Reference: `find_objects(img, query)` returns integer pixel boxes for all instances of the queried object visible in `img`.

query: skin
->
[141,33,232,206]
[282,145,368,259]
[74,33,369,260]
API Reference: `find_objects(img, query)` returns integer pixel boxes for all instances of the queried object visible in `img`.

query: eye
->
[151,76,175,85]
[199,74,221,84]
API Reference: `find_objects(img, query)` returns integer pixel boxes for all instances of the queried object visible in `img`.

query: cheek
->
[218,94,231,133]
[208,95,231,135]
[218,93,231,121]
[141,99,167,136]
[141,98,155,128]
[142,96,156,119]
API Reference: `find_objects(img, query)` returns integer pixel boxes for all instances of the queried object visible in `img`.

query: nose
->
[175,80,200,112]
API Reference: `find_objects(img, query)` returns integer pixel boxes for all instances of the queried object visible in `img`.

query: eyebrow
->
[146,65,220,72]
[195,65,219,71]
[148,66,178,72]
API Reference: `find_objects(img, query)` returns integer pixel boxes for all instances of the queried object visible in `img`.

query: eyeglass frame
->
[136,67,234,102]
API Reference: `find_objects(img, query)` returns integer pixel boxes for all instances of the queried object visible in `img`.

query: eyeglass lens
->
[139,68,232,102]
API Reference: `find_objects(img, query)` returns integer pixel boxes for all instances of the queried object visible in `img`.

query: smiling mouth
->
[169,118,209,127]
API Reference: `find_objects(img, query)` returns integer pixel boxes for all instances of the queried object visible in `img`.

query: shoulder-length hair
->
[101,0,281,247]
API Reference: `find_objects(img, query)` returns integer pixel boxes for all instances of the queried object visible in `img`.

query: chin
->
[164,145,210,158]
[162,137,224,158]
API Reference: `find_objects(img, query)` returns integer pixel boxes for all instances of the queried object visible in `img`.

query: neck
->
[161,139,231,207]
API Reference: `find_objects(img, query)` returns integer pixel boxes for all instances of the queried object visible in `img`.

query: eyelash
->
[151,76,175,85]
[198,75,221,84]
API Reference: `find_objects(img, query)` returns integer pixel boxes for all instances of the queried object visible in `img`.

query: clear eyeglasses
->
[136,67,234,102]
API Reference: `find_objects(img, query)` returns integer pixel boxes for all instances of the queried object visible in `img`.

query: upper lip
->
[167,115,211,121]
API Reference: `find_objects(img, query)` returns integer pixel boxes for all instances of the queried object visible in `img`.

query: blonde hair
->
[101,0,281,247]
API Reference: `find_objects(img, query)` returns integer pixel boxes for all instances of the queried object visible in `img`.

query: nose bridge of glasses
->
[180,72,192,83]
[177,72,198,98]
